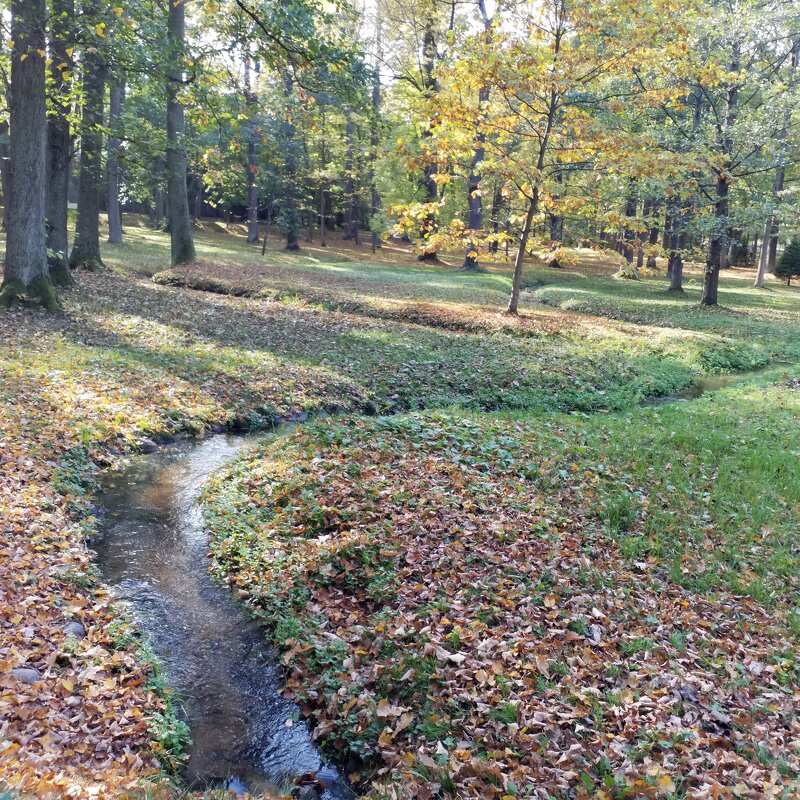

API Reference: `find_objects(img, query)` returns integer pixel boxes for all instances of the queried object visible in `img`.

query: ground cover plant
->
[2,215,800,798]
[203,374,800,799]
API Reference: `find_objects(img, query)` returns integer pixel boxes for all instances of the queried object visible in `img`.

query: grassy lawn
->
[2,218,799,798]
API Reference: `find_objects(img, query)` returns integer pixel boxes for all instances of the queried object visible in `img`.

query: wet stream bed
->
[93,434,351,798]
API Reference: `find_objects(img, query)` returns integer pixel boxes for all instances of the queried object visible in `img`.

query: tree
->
[243,48,260,243]
[0,0,59,310]
[69,0,107,271]
[166,0,196,265]
[775,239,800,285]
[106,83,125,244]
[46,0,75,286]
[462,0,494,272]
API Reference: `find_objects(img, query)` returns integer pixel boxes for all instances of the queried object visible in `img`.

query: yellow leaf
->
[114,6,123,14]
[657,775,676,792]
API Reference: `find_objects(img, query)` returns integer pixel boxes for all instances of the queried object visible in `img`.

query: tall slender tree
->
[244,49,260,243]
[166,0,196,264]
[106,83,125,244]
[46,0,75,286]
[70,0,107,271]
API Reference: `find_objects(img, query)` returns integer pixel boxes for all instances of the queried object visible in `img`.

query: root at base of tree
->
[0,277,62,311]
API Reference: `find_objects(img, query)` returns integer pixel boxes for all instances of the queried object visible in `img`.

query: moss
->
[0,276,61,312]
[49,260,74,287]
[0,279,26,309]
[27,276,63,311]
[69,253,105,272]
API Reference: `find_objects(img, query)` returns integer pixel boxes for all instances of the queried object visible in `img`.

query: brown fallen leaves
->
[0,272,370,798]
[205,414,800,800]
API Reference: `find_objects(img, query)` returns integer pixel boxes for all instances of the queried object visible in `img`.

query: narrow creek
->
[93,434,351,798]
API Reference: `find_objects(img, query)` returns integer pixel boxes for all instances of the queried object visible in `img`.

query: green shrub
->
[775,239,800,285]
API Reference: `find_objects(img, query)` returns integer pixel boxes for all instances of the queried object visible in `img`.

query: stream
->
[93,434,351,798]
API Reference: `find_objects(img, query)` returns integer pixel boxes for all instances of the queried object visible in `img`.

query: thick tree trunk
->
[507,193,537,314]
[0,121,10,231]
[70,10,106,272]
[46,0,74,286]
[1,0,58,309]
[668,252,684,292]
[106,83,124,245]
[166,0,196,265]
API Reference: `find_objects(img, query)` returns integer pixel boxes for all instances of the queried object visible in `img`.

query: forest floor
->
[1,216,799,799]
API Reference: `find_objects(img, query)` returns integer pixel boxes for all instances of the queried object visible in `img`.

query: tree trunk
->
[343,114,358,241]
[192,176,203,221]
[0,121,10,231]
[369,30,382,254]
[701,173,728,305]
[151,158,166,228]
[701,44,738,306]
[646,199,660,269]
[282,71,300,251]
[755,169,786,286]
[244,52,259,243]
[623,190,637,265]
[70,5,106,272]
[418,15,439,262]
[261,196,272,255]
[166,0,196,265]
[462,81,490,271]
[1,0,58,309]
[668,252,684,292]
[507,193,537,314]
[106,83,124,245]
[46,0,74,286]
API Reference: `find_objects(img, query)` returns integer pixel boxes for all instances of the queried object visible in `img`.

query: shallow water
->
[643,365,779,406]
[93,434,349,797]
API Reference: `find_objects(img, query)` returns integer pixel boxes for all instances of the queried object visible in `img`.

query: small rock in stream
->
[136,438,159,454]
[225,777,248,795]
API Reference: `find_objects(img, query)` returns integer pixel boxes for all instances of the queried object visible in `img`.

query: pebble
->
[137,438,159,453]
[12,667,40,685]
[63,621,86,639]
